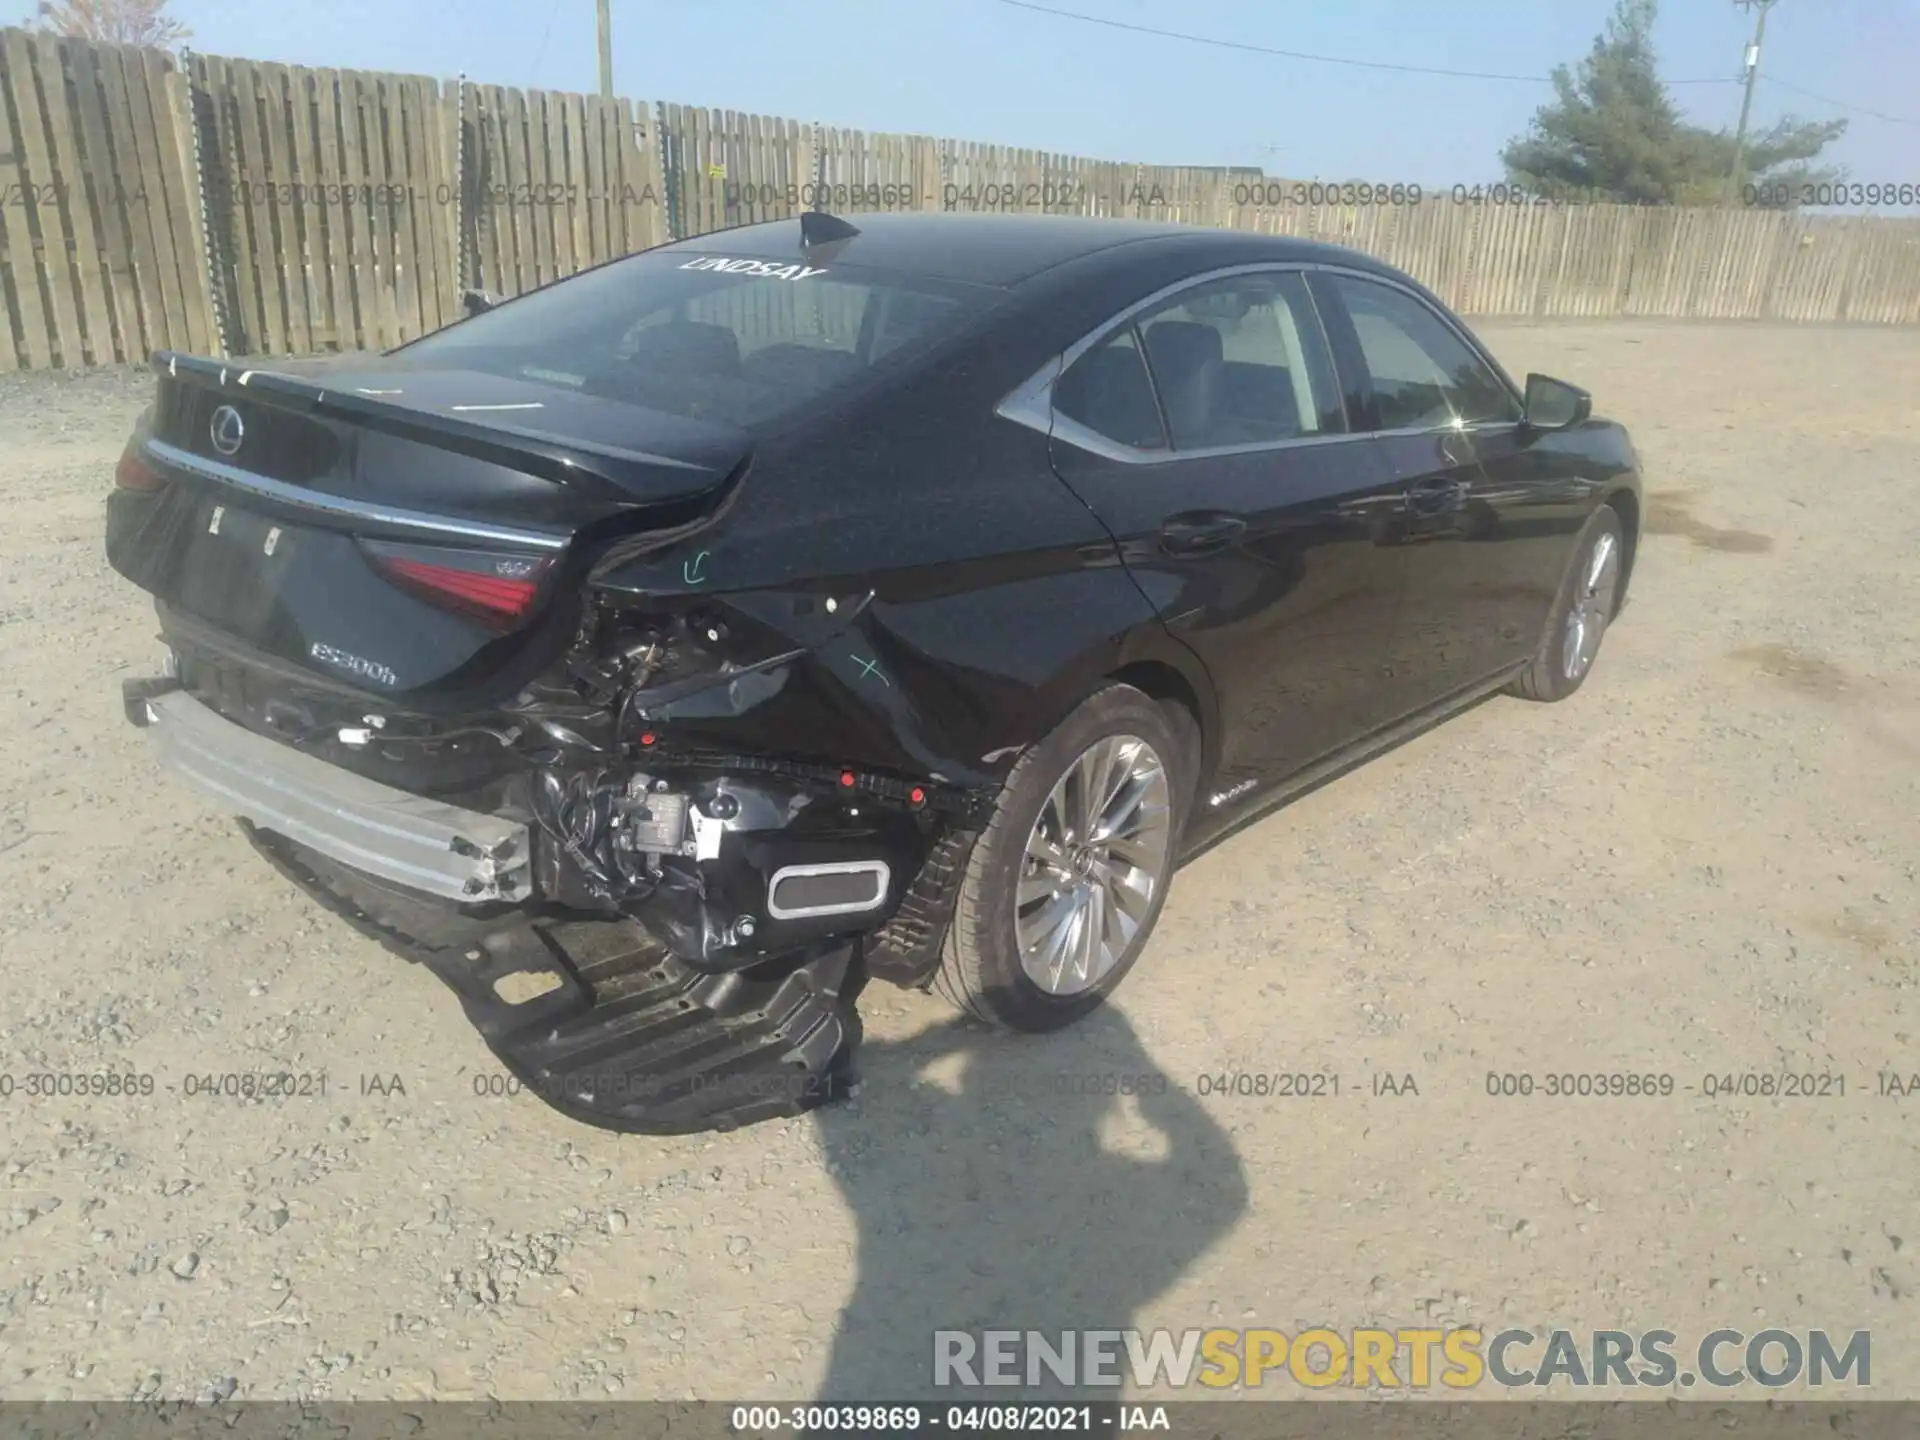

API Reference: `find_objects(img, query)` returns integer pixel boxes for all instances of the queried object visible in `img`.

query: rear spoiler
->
[150,350,728,502]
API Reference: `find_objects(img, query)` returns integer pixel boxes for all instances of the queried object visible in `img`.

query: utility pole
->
[596,0,614,99]
[1726,0,1778,205]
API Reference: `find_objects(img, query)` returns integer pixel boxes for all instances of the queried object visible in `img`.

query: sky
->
[7,0,1917,190]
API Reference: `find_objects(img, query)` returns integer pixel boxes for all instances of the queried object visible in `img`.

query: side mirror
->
[1522,373,1592,431]
[462,288,501,318]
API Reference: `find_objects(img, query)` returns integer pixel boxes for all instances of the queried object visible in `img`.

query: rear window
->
[393,252,995,429]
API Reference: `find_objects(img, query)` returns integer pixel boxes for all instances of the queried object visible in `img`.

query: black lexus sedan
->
[106,211,1641,1132]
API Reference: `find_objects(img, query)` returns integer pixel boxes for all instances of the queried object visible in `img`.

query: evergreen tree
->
[1502,0,1844,204]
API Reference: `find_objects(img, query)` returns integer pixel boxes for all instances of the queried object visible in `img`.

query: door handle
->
[1159,512,1247,557]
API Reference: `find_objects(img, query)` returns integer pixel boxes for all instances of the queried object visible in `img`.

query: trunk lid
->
[108,352,747,695]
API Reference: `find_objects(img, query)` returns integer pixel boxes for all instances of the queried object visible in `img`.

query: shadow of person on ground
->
[812,1004,1249,1402]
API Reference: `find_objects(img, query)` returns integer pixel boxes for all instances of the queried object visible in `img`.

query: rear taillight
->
[114,446,165,492]
[362,541,553,631]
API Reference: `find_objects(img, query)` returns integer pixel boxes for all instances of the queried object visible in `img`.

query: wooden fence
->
[2,26,1918,371]
[0,29,211,369]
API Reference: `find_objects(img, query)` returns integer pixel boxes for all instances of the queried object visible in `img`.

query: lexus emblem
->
[209,405,245,457]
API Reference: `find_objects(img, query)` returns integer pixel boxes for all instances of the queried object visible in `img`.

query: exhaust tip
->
[766,861,891,920]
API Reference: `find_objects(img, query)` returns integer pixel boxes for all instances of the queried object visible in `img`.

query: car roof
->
[656,211,1400,289]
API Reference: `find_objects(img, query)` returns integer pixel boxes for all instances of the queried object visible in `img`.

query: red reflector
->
[374,556,548,629]
[114,448,165,492]
[639,732,656,747]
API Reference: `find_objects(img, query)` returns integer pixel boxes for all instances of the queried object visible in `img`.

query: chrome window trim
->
[1063,423,1369,466]
[997,353,1061,438]
[996,259,1525,464]
[1368,419,1525,442]
[145,440,572,552]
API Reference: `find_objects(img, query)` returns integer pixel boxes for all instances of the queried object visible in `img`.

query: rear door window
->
[1131,272,1345,451]
[1051,270,1345,455]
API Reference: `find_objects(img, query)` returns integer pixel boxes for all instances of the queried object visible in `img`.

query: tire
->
[1508,506,1625,703]
[932,684,1196,1031]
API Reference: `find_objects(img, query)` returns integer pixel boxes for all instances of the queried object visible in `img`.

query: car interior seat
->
[1142,320,1226,445]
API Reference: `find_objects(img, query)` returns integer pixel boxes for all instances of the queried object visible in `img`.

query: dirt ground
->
[0,321,1915,1406]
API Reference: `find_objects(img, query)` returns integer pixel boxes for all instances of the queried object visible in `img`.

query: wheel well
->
[1603,488,1639,616]
[1112,660,1199,724]
[1111,661,1211,788]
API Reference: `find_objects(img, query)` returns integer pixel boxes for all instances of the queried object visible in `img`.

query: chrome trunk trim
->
[144,440,571,551]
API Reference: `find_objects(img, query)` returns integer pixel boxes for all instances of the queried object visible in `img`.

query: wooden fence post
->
[173,49,230,356]
[451,73,468,294]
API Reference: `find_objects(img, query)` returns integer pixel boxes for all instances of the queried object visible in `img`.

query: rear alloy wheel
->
[1016,732,1172,997]
[1509,507,1625,703]
[932,685,1194,1031]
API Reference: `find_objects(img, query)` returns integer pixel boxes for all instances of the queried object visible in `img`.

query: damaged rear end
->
[108,247,1004,1132]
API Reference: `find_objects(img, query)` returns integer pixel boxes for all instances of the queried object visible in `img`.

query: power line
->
[988,0,1917,130]
[1758,73,1920,127]
[528,12,557,85]
[987,0,1738,86]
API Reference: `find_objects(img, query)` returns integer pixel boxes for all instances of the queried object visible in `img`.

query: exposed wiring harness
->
[531,766,656,902]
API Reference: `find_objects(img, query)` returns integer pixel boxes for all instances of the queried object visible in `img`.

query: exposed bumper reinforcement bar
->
[133,685,533,904]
